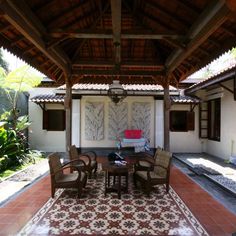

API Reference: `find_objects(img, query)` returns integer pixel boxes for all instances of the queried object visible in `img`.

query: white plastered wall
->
[28,88,66,152]
[203,80,236,160]
[170,104,202,153]
[80,96,155,148]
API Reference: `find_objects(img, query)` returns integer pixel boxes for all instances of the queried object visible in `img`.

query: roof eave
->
[185,67,236,94]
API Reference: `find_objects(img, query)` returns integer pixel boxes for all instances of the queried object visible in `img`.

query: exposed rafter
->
[72,1,110,62]
[166,0,231,75]
[72,60,164,68]
[49,29,183,40]
[72,68,164,76]
[111,0,121,66]
[0,0,70,74]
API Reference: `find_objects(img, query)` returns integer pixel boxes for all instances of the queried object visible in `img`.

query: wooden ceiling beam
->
[10,35,25,46]
[72,69,164,76]
[175,0,199,16]
[123,0,167,69]
[0,0,70,74]
[111,0,121,66]
[49,29,183,40]
[166,0,231,76]
[162,37,186,49]
[145,1,188,28]
[72,60,164,68]
[222,26,236,36]
[47,1,89,28]
[0,34,49,76]
[0,23,11,32]
[72,1,110,62]
[179,36,236,81]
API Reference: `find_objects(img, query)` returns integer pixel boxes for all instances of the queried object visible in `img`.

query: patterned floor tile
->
[18,173,209,236]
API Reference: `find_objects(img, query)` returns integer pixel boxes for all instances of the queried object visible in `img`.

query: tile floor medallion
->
[18,173,209,236]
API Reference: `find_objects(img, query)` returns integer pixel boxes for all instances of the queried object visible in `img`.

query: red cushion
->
[124,130,142,139]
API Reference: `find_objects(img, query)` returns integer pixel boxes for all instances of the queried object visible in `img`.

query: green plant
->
[0,65,43,173]
[0,65,42,128]
[0,115,32,171]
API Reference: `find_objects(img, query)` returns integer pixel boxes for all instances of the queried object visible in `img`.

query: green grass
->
[0,156,45,180]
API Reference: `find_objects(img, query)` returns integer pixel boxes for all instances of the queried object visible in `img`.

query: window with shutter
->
[42,109,65,131]
[208,98,220,141]
[187,111,195,131]
[170,110,195,132]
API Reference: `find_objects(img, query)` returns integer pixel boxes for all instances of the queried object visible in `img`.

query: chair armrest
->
[146,164,169,180]
[62,159,86,168]
[152,164,168,171]
[82,151,97,161]
[52,165,83,181]
[77,154,92,166]
[136,158,154,166]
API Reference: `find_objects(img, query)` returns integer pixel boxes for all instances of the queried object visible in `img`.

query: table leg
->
[118,174,121,199]
[125,172,128,192]
[105,171,107,197]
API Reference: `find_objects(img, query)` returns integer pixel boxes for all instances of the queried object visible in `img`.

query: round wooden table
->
[102,162,129,199]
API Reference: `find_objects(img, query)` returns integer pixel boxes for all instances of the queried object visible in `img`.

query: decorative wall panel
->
[85,102,104,140]
[108,102,128,140]
[132,102,151,138]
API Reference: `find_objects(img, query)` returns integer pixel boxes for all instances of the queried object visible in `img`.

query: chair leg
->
[89,169,92,179]
[166,182,169,193]
[83,174,87,188]
[145,184,151,197]
[51,185,55,198]
[94,163,98,174]
[133,174,137,187]
[77,185,83,198]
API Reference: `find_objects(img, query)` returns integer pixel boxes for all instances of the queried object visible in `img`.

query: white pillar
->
[72,99,81,147]
[155,99,164,148]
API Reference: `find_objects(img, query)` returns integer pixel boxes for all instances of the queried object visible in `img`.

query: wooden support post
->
[163,78,171,151]
[64,75,72,152]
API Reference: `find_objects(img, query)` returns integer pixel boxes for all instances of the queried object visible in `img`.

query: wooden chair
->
[134,146,162,171]
[48,153,87,198]
[69,145,98,178]
[133,150,172,197]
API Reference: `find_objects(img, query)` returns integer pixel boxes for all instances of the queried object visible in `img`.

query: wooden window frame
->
[170,110,195,132]
[208,98,221,141]
[43,109,65,131]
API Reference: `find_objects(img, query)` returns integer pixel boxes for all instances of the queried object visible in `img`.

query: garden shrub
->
[0,156,9,172]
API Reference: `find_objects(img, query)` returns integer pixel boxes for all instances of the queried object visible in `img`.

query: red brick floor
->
[0,162,236,236]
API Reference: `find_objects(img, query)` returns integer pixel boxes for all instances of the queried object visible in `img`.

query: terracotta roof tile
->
[188,61,236,91]
[58,83,177,91]
[30,94,64,103]
[171,95,200,103]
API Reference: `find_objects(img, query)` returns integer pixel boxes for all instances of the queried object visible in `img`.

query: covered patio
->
[0,0,236,151]
[0,0,236,235]
[0,157,236,235]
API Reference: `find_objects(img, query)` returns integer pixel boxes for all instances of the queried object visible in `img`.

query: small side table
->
[102,162,129,199]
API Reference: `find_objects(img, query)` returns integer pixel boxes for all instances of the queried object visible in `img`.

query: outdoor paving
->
[173,155,236,215]
[0,159,49,206]
[1,151,236,216]
[173,153,236,196]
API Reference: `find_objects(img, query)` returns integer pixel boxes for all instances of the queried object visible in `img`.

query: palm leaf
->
[3,65,42,92]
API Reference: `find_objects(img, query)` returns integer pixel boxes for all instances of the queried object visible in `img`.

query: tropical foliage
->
[0,65,42,128]
[0,65,43,173]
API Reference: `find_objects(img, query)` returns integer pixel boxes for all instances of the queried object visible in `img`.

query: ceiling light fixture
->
[108,80,127,104]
